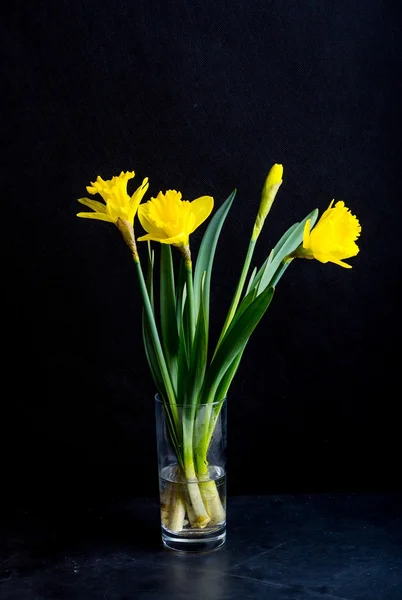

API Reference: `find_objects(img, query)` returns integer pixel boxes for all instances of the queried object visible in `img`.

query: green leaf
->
[250,250,273,292]
[160,245,179,376]
[176,319,189,404]
[175,258,189,401]
[202,286,275,402]
[145,241,155,310]
[182,293,192,368]
[227,286,258,332]
[187,273,208,405]
[270,257,293,288]
[272,222,300,257]
[175,258,187,330]
[204,348,244,450]
[142,316,166,398]
[185,265,196,347]
[215,349,243,402]
[194,190,236,328]
[257,209,318,294]
[245,266,258,295]
[142,245,165,397]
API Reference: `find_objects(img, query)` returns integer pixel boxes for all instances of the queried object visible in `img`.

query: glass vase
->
[155,395,227,552]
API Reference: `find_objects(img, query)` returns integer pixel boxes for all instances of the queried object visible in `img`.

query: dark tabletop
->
[1,493,401,599]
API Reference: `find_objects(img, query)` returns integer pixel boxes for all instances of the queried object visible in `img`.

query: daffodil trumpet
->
[291,200,361,268]
[77,166,361,538]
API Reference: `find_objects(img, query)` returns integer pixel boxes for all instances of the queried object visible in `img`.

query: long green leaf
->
[176,319,189,404]
[251,250,273,291]
[194,189,236,327]
[203,348,244,453]
[269,222,299,262]
[270,257,294,288]
[175,258,187,330]
[245,266,258,295]
[225,286,258,333]
[142,246,165,397]
[142,318,166,397]
[250,216,313,294]
[257,209,318,294]
[176,268,190,404]
[201,286,275,402]
[215,348,243,402]
[187,274,208,405]
[160,245,179,381]
[182,294,192,368]
[146,241,155,310]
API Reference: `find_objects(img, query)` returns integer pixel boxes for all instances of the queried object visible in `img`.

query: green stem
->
[182,406,210,527]
[201,350,243,455]
[192,399,217,473]
[202,239,255,456]
[214,239,256,356]
[186,263,196,345]
[195,397,216,471]
[205,399,224,453]
[134,259,179,423]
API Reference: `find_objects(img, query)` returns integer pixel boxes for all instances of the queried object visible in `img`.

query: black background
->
[2,0,401,507]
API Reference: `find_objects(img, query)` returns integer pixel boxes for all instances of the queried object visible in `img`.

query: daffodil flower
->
[77,171,149,260]
[299,200,361,268]
[137,190,214,248]
[77,171,149,224]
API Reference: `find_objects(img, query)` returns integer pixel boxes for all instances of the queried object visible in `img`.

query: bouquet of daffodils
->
[77,165,361,533]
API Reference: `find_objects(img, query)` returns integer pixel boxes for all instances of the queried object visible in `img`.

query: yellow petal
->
[137,231,187,245]
[319,199,335,223]
[78,198,107,213]
[160,232,188,245]
[77,212,115,223]
[314,252,352,268]
[329,258,353,269]
[137,232,164,242]
[86,176,106,195]
[188,196,214,233]
[105,199,123,222]
[129,177,149,221]
[83,171,140,224]
[137,189,212,246]
[137,206,161,236]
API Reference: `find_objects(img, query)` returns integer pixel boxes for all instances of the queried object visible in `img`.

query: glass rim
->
[155,393,226,407]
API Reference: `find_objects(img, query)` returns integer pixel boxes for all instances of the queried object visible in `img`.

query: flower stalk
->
[135,260,178,415]
[214,164,283,351]
[214,238,256,352]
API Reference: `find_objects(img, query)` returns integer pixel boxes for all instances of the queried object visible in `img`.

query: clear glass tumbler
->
[155,395,227,552]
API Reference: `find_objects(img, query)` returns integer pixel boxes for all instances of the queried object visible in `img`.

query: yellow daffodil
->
[137,190,214,247]
[77,171,149,261]
[300,200,361,268]
[252,163,283,241]
[77,171,149,225]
